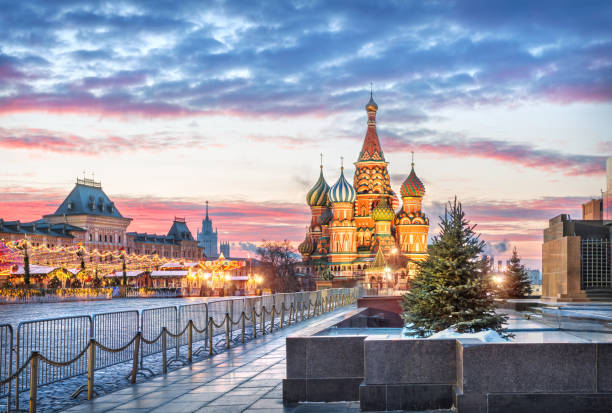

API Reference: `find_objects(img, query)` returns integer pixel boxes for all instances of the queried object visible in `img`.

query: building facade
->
[220,241,231,258]
[542,214,611,301]
[297,94,429,283]
[197,201,219,258]
[1,177,202,261]
[44,178,133,251]
[583,199,603,220]
[127,218,201,260]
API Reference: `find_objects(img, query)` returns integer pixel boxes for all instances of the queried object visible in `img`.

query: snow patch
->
[428,327,508,343]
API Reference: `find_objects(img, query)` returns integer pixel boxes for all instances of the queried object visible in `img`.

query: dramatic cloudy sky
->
[1,1,611,269]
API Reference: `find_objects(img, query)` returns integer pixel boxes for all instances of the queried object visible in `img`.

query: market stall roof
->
[105,271,145,278]
[151,270,188,277]
[159,262,198,269]
[11,265,57,275]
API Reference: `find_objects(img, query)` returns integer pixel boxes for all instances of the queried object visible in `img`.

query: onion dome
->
[390,190,399,210]
[318,207,333,225]
[365,92,378,112]
[298,236,314,255]
[306,166,330,206]
[329,167,356,203]
[372,198,395,221]
[400,165,425,198]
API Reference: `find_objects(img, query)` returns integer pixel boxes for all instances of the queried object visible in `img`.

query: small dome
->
[400,166,425,198]
[306,167,330,206]
[318,207,333,225]
[390,191,399,210]
[365,93,378,112]
[372,198,395,221]
[298,236,314,255]
[329,168,356,203]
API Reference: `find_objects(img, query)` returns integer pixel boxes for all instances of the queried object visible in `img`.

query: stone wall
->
[455,341,612,413]
[360,338,456,411]
[283,308,368,403]
[283,310,612,412]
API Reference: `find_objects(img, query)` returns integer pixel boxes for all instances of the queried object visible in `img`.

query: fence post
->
[225,314,230,350]
[270,305,275,333]
[87,338,95,400]
[162,328,167,374]
[252,308,257,339]
[208,318,213,356]
[131,332,140,384]
[187,320,193,363]
[261,306,266,335]
[308,300,311,318]
[280,305,284,329]
[241,312,245,344]
[29,351,38,413]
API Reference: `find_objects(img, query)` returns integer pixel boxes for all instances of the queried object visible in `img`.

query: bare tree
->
[257,240,299,293]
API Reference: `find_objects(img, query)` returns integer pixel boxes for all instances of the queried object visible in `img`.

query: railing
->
[0,288,112,304]
[124,287,179,298]
[359,287,408,296]
[0,287,358,413]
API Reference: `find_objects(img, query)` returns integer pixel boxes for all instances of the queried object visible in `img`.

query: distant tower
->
[197,201,218,258]
[220,241,230,258]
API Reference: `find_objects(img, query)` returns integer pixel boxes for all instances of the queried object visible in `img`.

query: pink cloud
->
[0,93,201,118]
[0,127,208,154]
[384,137,606,176]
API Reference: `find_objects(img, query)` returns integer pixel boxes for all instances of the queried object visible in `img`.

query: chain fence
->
[0,287,358,413]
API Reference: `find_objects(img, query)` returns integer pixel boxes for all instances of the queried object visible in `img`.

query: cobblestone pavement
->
[60,307,364,413]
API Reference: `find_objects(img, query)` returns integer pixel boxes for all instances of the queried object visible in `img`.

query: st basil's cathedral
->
[297,94,429,288]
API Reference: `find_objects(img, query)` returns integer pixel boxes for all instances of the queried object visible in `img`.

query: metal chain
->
[165,323,190,339]
[0,353,34,385]
[94,335,138,353]
[38,342,90,368]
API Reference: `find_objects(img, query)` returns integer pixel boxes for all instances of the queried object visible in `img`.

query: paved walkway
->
[63,307,361,413]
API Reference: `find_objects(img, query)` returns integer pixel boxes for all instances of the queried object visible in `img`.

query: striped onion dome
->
[329,168,356,203]
[372,198,395,221]
[390,190,399,210]
[400,166,425,198]
[298,236,314,255]
[318,207,333,225]
[306,167,330,206]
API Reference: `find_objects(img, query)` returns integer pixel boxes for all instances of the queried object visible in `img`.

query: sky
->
[1,0,611,270]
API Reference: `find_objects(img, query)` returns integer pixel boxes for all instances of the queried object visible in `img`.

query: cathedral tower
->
[328,162,357,265]
[353,93,393,251]
[395,158,429,274]
[305,158,330,247]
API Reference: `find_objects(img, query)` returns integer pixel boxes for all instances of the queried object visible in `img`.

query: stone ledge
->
[283,377,362,403]
[487,392,612,413]
[360,383,453,411]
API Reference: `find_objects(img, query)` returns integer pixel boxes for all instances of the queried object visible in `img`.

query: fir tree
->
[500,247,532,298]
[401,198,509,337]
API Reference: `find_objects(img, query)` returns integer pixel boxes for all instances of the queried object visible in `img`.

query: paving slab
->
[62,306,356,413]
